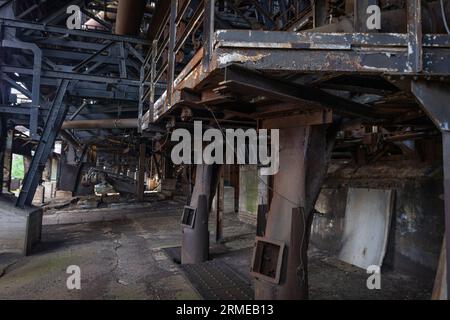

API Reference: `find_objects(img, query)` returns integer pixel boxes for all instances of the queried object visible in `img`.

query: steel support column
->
[253,126,310,300]
[16,79,71,208]
[167,0,178,107]
[407,0,423,73]
[215,166,224,243]
[2,129,12,192]
[203,0,215,71]
[253,123,333,300]
[137,143,146,202]
[181,164,221,264]
[412,80,450,299]
[0,118,7,194]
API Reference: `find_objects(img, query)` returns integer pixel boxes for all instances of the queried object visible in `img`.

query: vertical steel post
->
[182,194,210,264]
[215,166,224,243]
[137,143,146,202]
[167,0,178,108]
[253,123,332,300]
[149,40,158,123]
[138,63,145,133]
[254,126,310,300]
[119,41,127,79]
[407,0,423,73]
[181,164,221,264]
[0,119,7,195]
[3,130,12,192]
[203,0,215,72]
[17,79,71,208]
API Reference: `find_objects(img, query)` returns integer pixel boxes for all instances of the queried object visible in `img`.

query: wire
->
[297,207,307,284]
[205,106,300,207]
[441,0,450,34]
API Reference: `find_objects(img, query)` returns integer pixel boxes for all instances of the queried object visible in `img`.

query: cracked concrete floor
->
[0,199,431,300]
[0,200,256,300]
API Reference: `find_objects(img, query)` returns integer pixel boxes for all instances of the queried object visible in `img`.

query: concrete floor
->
[0,199,431,300]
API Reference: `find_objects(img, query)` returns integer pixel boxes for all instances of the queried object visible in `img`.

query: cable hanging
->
[441,0,450,34]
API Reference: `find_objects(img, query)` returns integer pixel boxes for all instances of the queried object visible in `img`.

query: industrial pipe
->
[61,119,139,129]
[115,0,146,36]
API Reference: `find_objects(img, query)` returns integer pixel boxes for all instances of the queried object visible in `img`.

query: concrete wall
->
[311,160,445,281]
[238,165,268,225]
[0,195,43,255]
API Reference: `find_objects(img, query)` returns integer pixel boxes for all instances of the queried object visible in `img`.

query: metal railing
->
[141,0,215,124]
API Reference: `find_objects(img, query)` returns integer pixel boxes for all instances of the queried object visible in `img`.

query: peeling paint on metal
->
[218,52,269,65]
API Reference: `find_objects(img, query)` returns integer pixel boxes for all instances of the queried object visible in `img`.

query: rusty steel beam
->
[213,30,450,75]
[203,0,215,71]
[407,0,423,73]
[61,118,139,129]
[221,66,379,119]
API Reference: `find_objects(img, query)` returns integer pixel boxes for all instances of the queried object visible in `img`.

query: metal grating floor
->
[163,247,254,300]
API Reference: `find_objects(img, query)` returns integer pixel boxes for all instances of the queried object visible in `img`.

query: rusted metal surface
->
[142,24,450,129]
[167,0,178,107]
[261,110,332,129]
[62,118,139,129]
[407,0,423,73]
[254,126,309,299]
[412,81,450,132]
[115,0,146,35]
[213,30,450,74]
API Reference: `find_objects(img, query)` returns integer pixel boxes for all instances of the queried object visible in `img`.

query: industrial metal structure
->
[1,0,449,300]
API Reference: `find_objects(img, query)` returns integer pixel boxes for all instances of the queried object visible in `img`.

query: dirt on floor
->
[0,199,432,300]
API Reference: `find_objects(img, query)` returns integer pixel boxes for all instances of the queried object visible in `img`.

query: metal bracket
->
[181,205,197,229]
[251,236,285,285]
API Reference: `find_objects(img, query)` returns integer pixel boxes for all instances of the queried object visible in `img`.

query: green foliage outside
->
[11,154,25,179]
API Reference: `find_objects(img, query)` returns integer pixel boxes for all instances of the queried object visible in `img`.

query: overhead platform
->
[142,28,450,129]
